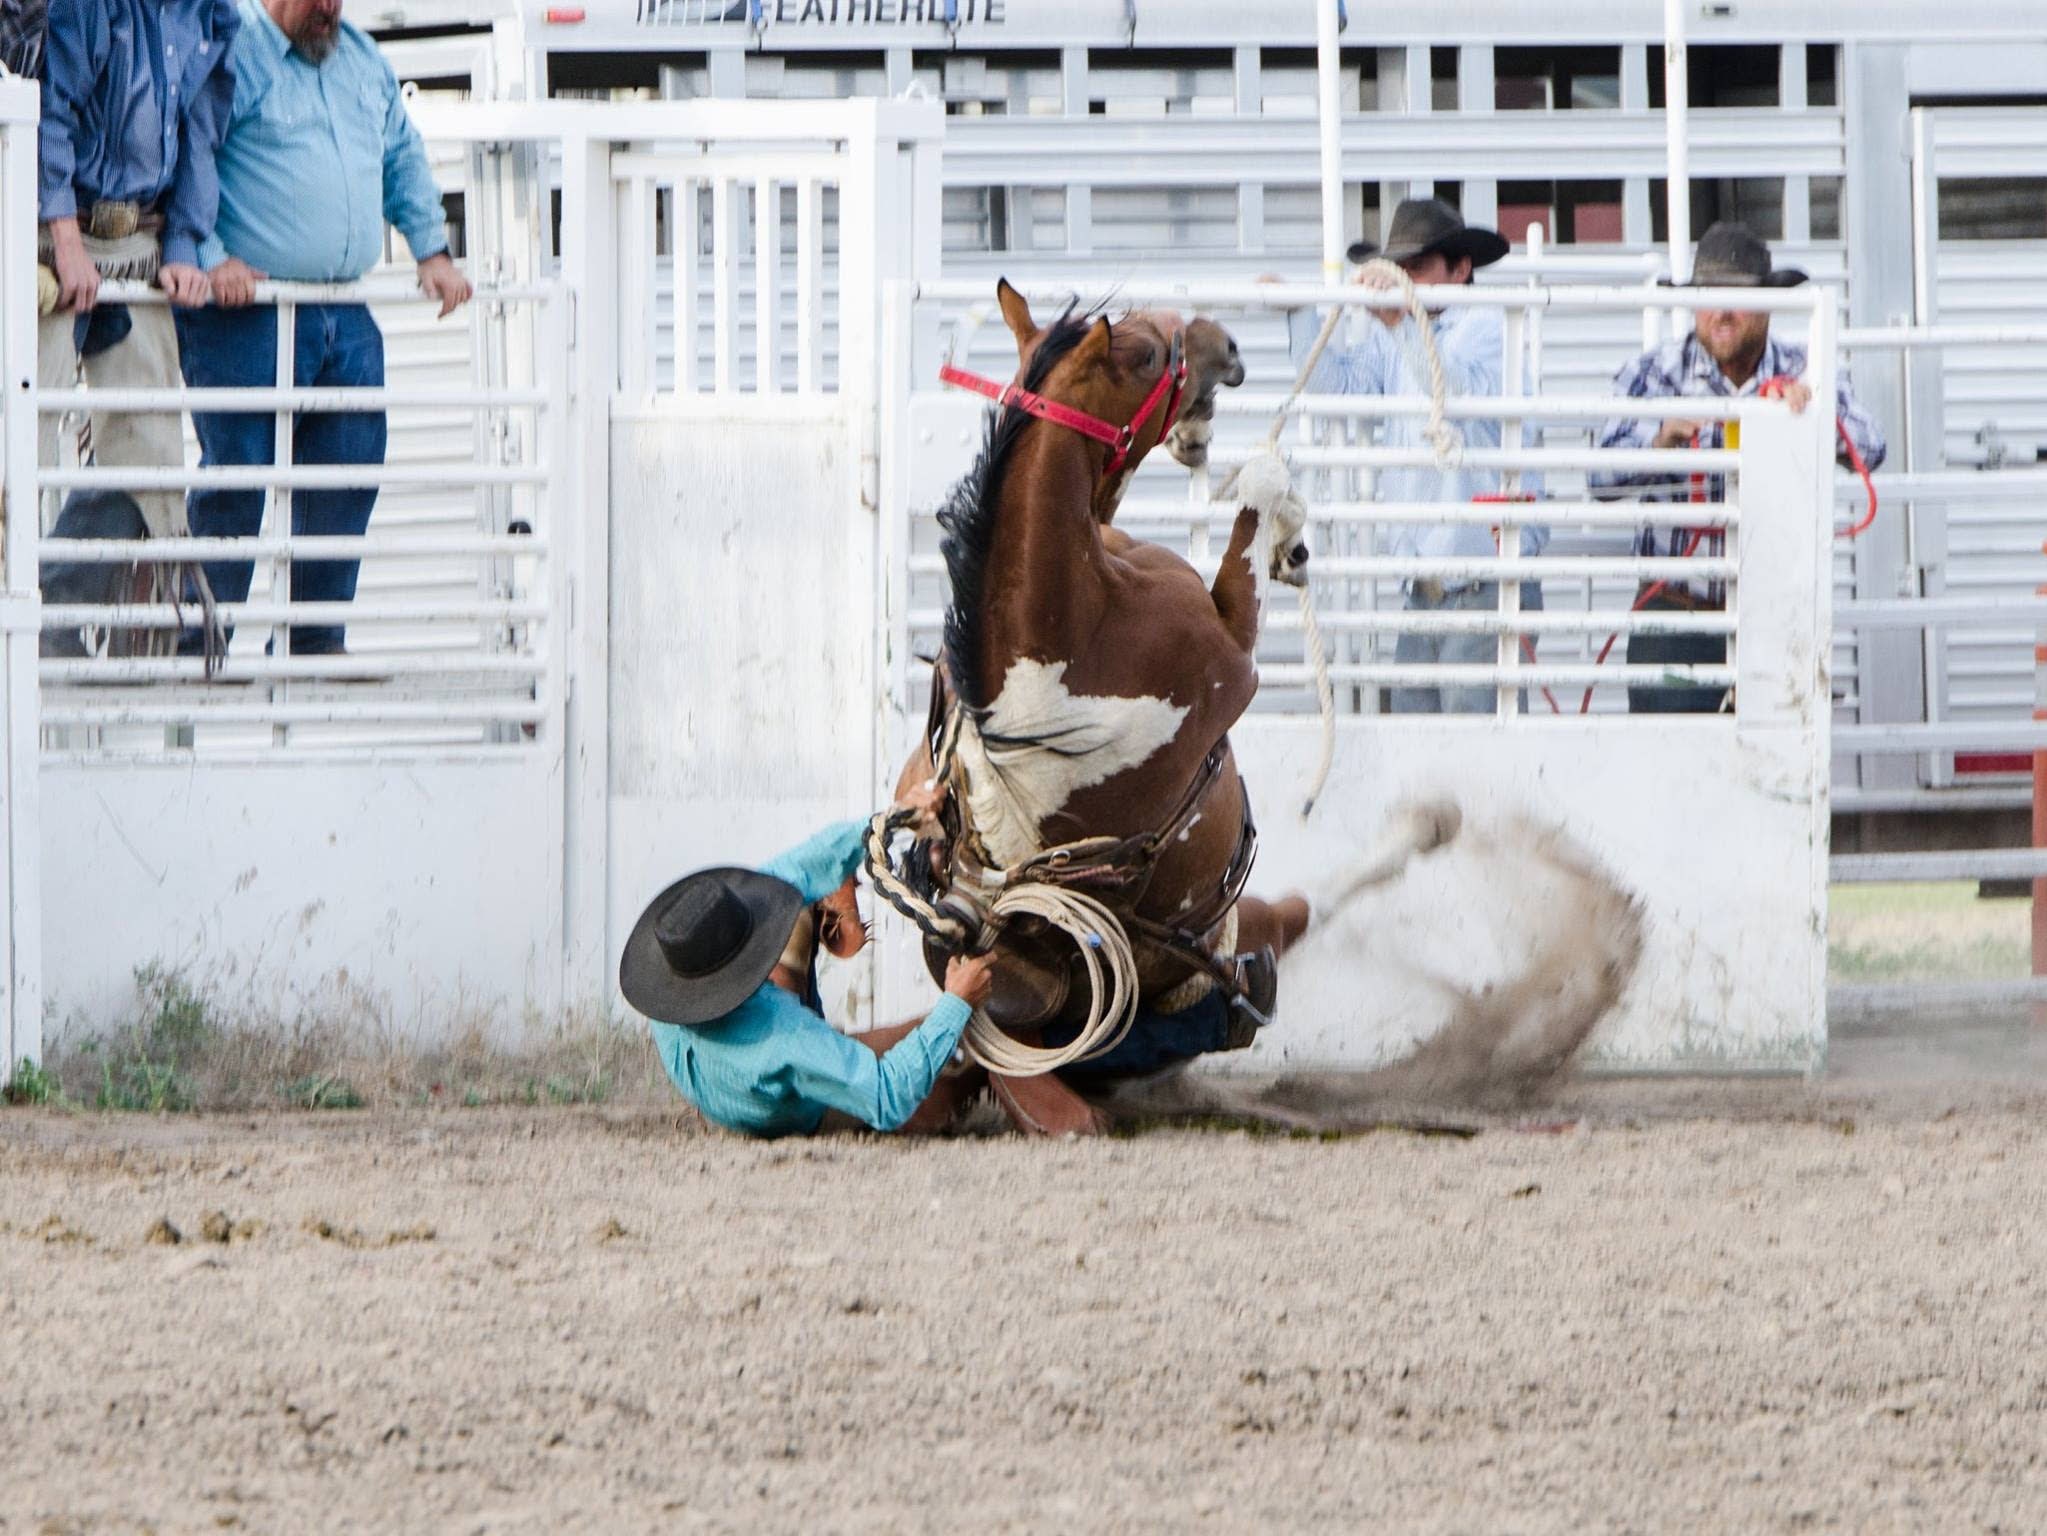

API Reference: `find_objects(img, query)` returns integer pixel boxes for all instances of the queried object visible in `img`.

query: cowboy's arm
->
[36,0,102,225]
[1285,305,1390,397]
[379,58,450,263]
[1833,370,1888,471]
[1590,350,1686,494]
[757,819,868,904]
[782,994,974,1132]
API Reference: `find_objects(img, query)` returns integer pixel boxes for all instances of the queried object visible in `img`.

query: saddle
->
[912,664,1258,1034]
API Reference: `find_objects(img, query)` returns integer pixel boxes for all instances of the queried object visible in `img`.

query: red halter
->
[938,331,1188,481]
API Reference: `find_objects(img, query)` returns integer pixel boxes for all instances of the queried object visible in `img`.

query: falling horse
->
[876,280,1451,1135]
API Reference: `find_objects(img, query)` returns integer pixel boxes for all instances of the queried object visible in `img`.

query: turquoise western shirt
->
[648,820,973,1138]
[197,0,446,280]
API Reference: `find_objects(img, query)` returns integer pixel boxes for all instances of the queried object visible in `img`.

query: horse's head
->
[995,279,1244,517]
[1160,314,1246,471]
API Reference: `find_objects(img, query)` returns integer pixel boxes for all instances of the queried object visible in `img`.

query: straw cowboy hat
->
[618,867,806,1025]
[1664,221,1809,287]
[1346,197,1510,269]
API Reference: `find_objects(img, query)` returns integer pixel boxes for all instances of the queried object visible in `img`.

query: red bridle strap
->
[938,341,1188,480]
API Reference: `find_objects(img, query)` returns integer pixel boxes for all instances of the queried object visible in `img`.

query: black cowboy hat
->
[1663,221,1808,288]
[1346,197,1510,270]
[618,866,807,1025]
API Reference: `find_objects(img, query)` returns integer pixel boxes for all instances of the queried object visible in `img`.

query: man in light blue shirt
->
[1283,199,1549,714]
[174,0,471,657]
[622,796,997,1138]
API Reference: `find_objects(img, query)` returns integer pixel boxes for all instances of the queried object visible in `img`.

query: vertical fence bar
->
[796,176,821,394]
[1496,305,1526,718]
[558,129,617,1010]
[618,174,655,402]
[674,181,697,395]
[1314,0,1344,288]
[269,300,296,745]
[0,85,45,1073]
[2034,576,2047,1022]
[1662,0,1691,321]
[711,176,737,394]
[754,177,780,393]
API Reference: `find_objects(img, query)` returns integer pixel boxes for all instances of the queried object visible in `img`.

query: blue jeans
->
[1046,988,1233,1084]
[1391,581,1545,715]
[175,304,387,655]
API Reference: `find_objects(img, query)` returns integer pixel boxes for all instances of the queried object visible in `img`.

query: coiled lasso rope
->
[862,795,1143,1078]
[1212,259,1460,819]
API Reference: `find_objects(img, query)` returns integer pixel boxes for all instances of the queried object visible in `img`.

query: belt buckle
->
[85,201,141,241]
[1415,577,1447,605]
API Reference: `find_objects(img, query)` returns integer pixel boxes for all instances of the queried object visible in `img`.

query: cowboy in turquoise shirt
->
[621,798,995,1139]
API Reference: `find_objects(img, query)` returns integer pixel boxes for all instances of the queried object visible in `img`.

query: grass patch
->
[1829,881,2031,984]
[40,963,665,1113]
[2,1057,62,1107]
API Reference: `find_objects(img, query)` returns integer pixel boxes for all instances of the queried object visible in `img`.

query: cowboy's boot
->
[1223,945,1279,1050]
[989,1071,1108,1138]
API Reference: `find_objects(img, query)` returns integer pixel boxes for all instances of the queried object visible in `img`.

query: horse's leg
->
[1208,505,1266,653]
[1232,893,1311,960]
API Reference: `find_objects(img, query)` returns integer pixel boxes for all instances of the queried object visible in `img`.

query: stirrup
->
[1223,945,1278,1049]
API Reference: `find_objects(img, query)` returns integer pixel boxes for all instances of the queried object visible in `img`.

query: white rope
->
[957,883,1141,1077]
[1213,262,1463,819]
[862,769,1144,1079]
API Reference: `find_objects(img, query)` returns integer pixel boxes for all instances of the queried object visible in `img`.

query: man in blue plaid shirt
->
[1593,222,1886,713]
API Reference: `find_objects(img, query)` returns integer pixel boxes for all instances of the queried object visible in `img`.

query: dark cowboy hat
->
[1663,221,1808,288]
[618,866,807,1025]
[1346,197,1510,270]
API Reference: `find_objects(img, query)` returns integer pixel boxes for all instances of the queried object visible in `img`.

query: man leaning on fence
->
[177,0,470,659]
[1277,198,1550,715]
[1591,222,1887,714]
[28,0,238,548]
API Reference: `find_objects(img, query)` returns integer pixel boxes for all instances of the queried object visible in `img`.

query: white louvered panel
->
[1928,240,2047,726]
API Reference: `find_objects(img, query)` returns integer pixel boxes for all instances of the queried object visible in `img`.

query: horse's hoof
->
[1270,541,1311,587]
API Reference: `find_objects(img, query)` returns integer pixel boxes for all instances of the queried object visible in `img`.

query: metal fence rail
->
[31,275,565,755]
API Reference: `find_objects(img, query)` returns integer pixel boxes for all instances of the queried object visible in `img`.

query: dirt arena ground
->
[6,1043,2047,1535]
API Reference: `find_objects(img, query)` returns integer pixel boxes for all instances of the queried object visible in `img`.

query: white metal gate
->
[1899,106,2047,791]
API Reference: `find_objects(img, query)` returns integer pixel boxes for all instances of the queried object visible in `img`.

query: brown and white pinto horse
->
[892,280,1317,1133]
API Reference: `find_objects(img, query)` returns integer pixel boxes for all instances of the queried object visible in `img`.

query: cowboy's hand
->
[896,778,948,837]
[943,951,996,1009]
[208,257,264,308]
[1652,418,1704,450]
[47,220,99,312]
[1353,264,1407,329]
[1775,379,1813,414]
[418,252,473,319]
[157,262,210,308]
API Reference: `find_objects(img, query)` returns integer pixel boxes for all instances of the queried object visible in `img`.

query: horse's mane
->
[937,304,1103,713]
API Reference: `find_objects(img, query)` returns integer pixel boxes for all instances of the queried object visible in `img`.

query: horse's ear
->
[996,277,1036,352]
[1073,316,1113,367]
